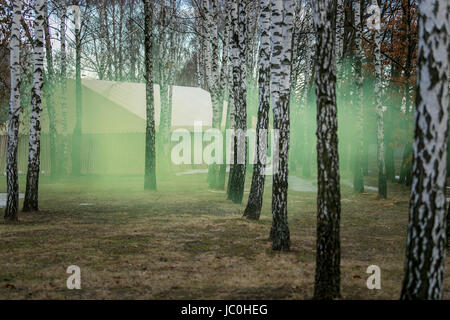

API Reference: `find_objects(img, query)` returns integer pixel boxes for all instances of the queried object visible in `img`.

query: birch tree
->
[269,0,294,251]
[401,0,448,300]
[243,0,271,220]
[59,1,69,176]
[335,0,344,64]
[398,0,416,186]
[71,0,83,176]
[4,0,21,222]
[43,0,58,177]
[143,0,156,190]
[371,1,387,199]
[312,0,341,299]
[352,0,364,193]
[157,0,176,179]
[23,0,45,212]
[301,2,314,178]
[204,0,225,189]
[227,0,247,204]
[217,0,232,190]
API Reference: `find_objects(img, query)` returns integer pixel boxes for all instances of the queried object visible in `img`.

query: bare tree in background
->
[59,0,69,176]
[43,0,58,177]
[143,0,156,190]
[371,0,387,199]
[71,0,83,176]
[352,0,364,193]
[217,0,232,190]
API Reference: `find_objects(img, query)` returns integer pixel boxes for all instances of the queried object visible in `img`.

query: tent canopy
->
[77,79,227,133]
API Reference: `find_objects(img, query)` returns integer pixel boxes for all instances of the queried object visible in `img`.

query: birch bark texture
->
[227,0,247,204]
[206,0,226,189]
[243,0,271,220]
[60,1,69,177]
[72,0,83,176]
[335,0,344,63]
[312,0,341,300]
[217,0,233,190]
[143,0,156,190]
[23,0,46,212]
[401,0,449,300]
[372,1,387,199]
[5,0,22,221]
[43,0,58,177]
[352,0,364,193]
[269,0,294,251]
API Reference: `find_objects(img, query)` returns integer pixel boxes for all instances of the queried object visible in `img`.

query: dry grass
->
[0,173,449,300]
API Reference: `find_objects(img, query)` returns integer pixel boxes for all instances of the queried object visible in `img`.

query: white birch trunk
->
[269,0,295,251]
[352,0,364,193]
[243,0,272,220]
[144,0,156,190]
[227,0,247,204]
[5,0,22,221]
[23,0,46,212]
[60,1,68,176]
[335,0,344,63]
[372,1,387,199]
[401,0,449,300]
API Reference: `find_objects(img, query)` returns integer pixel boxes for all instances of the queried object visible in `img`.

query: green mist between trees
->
[0,68,418,189]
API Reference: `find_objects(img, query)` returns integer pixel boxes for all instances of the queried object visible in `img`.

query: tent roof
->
[82,79,226,128]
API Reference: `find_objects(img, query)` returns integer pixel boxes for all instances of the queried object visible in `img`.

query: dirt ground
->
[0,173,449,299]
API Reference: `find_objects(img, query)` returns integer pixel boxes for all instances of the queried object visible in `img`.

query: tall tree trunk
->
[143,0,156,190]
[312,0,341,299]
[72,0,82,176]
[243,0,271,220]
[401,0,448,300]
[352,0,364,193]
[60,1,68,177]
[44,0,58,178]
[384,105,396,181]
[399,0,414,186]
[385,32,398,183]
[302,77,314,178]
[206,0,222,189]
[227,0,247,204]
[269,0,294,251]
[217,1,232,191]
[335,0,344,63]
[4,0,21,222]
[302,5,314,178]
[23,0,45,212]
[128,1,137,81]
[373,1,387,199]
[117,0,124,81]
[157,2,173,180]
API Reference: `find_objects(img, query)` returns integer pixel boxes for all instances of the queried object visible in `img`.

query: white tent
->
[82,79,227,129]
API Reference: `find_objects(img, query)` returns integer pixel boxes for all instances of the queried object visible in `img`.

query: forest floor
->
[0,173,449,300]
